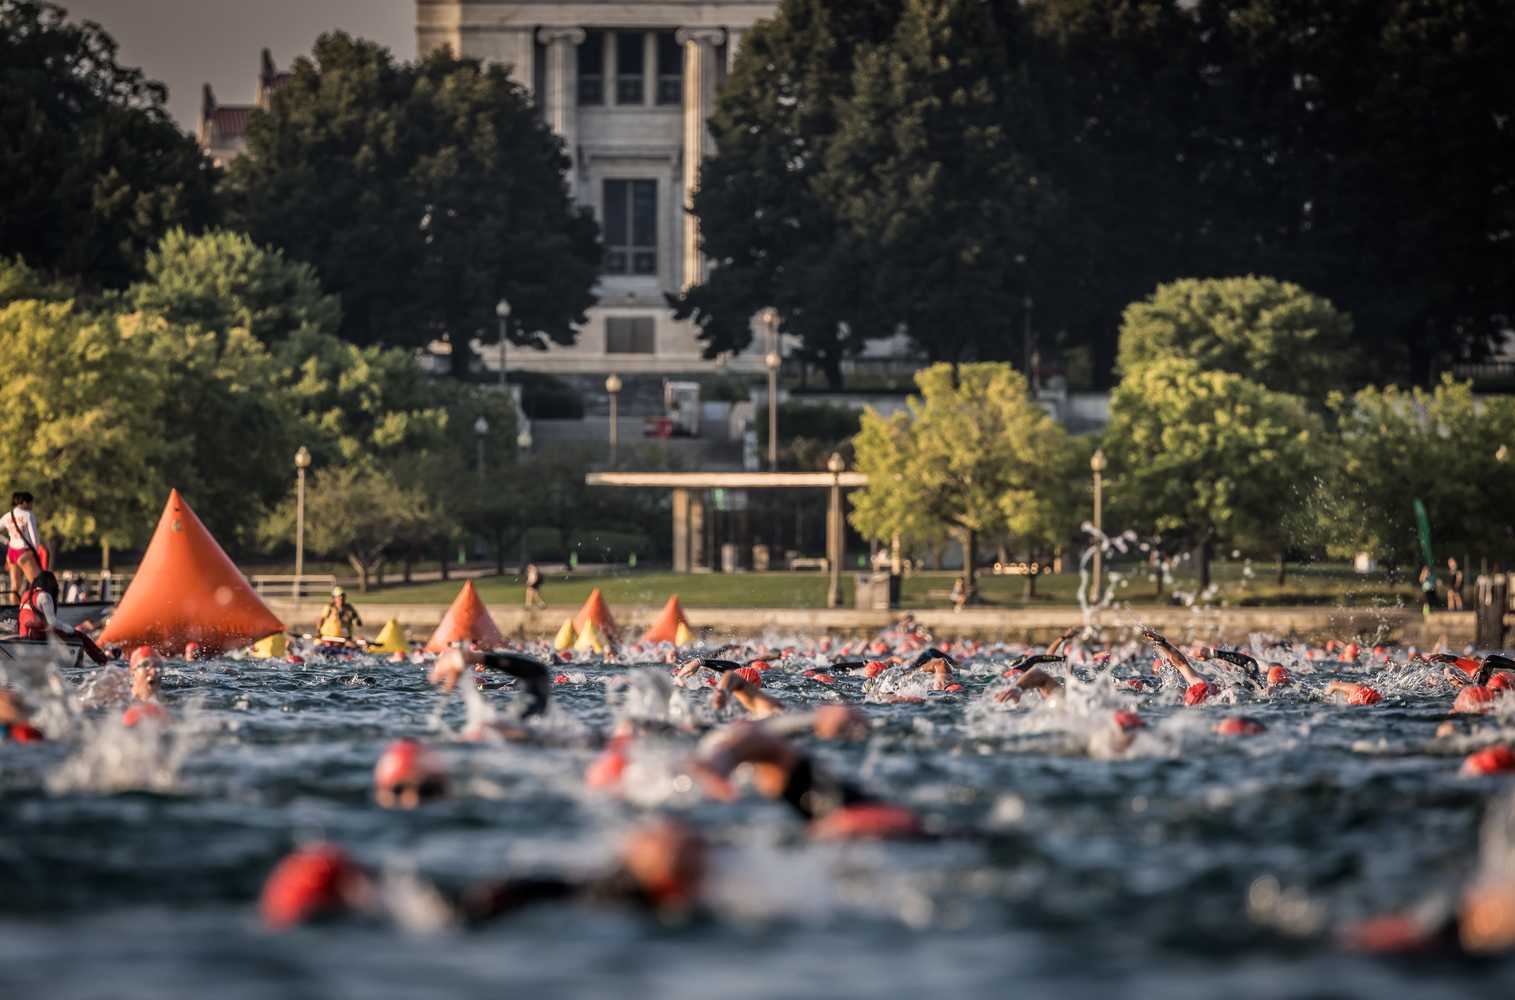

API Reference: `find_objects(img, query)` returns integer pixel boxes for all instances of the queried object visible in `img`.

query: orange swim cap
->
[1266,665,1292,687]
[1184,681,1211,706]
[129,645,155,669]
[1453,685,1498,715]
[260,845,363,929]
[1347,686,1383,706]
[1112,710,1145,731]
[864,660,889,678]
[1461,746,1515,777]
[809,803,925,841]
[735,667,763,687]
[183,642,202,661]
[1490,673,1515,691]
[1212,716,1266,736]
[373,739,446,806]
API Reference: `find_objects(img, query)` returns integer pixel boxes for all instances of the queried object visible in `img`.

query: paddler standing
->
[317,586,363,644]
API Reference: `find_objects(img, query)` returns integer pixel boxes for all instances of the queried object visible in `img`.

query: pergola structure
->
[585,469,869,606]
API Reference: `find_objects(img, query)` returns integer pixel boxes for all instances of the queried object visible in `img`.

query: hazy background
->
[62,0,415,131]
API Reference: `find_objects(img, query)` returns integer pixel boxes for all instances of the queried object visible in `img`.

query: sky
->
[62,0,416,132]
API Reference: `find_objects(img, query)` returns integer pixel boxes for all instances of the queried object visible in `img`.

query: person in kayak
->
[3,491,45,599]
[17,571,108,664]
[317,587,363,644]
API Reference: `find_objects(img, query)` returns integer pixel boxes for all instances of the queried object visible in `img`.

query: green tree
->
[263,464,429,591]
[850,362,1072,594]
[1116,276,1353,401]
[0,257,72,305]
[1324,376,1515,570]
[0,1,217,289]
[672,0,905,387]
[1104,358,1324,591]
[128,228,340,344]
[825,0,1066,367]
[0,300,173,549]
[228,33,601,373]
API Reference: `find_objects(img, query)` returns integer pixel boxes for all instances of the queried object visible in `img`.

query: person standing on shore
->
[1446,558,1465,611]
[3,491,45,599]
[524,563,547,609]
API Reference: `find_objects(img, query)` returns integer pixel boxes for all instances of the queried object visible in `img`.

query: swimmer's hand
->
[429,649,470,692]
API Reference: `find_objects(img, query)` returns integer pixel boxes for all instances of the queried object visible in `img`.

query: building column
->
[675,27,725,291]
[537,27,586,196]
[727,29,745,73]
[689,490,708,570]
[672,488,690,573]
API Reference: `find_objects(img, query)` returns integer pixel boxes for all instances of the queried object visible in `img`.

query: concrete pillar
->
[689,490,707,570]
[672,488,690,574]
[676,27,725,290]
[537,27,586,196]
[727,28,745,72]
[826,481,843,608]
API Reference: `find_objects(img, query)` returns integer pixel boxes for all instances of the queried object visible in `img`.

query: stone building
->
[417,1,777,375]
[197,50,289,167]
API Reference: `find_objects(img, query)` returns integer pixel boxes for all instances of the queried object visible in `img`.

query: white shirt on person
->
[31,590,75,635]
[4,507,39,552]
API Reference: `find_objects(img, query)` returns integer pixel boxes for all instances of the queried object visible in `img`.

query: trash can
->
[1475,574,1508,649]
[752,544,770,572]
[721,543,740,574]
[854,572,899,610]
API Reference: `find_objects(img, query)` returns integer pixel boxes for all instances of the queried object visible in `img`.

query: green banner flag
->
[1413,498,1436,573]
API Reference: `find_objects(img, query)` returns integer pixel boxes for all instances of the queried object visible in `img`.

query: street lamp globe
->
[1090,448,1107,474]
[495,299,511,319]
[474,415,490,437]
[758,307,779,331]
[765,351,782,371]
[294,445,311,470]
[826,451,845,475]
[605,373,623,394]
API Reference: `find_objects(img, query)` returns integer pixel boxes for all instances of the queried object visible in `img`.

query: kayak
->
[0,637,86,676]
[0,600,113,632]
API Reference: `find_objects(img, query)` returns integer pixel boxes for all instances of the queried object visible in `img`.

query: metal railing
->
[250,574,337,600]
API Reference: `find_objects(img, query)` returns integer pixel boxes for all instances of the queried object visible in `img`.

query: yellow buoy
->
[674,620,694,647]
[553,617,577,651]
[250,632,287,658]
[368,618,407,654]
[573,618,605,654]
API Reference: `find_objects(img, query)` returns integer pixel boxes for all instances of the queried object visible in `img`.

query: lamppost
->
[495,298,511,389]
[1090,447,1107,601]
[605,372,623,465]
[1022,295,1034,383]
[474,415,489,480]
[760,307,780,470]
[826,451,845,608]
[294,445,311,600]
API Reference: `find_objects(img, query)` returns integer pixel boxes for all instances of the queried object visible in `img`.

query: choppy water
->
[4,635,1515,999]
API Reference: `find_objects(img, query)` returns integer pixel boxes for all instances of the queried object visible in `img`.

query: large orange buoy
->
[98,490,283,655]
[572,588,618,641]
[641,594,690,644]
[423,580,503,652]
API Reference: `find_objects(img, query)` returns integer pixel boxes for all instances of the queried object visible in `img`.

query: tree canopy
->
[1117,276,1353,402]
[0,1,217,290]
[227,33,601,374]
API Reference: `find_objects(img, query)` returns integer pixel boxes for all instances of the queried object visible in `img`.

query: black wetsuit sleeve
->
[909,648,956,669]
[461,876,580,923]
[1211,649,1263,689]
[696,659,744,673]
[480,653,551,718]
[779,756,875,820]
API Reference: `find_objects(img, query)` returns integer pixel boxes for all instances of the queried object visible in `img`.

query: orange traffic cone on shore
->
[424,580,504,652]
[573,588,618,642]
[642,594,690,644]
[99,489,284,655]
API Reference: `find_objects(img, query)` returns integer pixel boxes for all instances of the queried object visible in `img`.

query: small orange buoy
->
[1460,746,1515,777]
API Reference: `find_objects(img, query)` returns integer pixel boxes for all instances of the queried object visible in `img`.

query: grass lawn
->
[366,561,1417,610]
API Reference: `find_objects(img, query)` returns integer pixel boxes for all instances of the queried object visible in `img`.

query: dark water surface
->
[3,643,1515,999]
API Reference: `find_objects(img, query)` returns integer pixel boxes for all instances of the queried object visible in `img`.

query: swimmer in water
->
[373,739,448,809]
[0,688,44,741]
[1142,628,1220,704]
[429,647,551,719]
[688,719,926,840]
[260,818,708,929]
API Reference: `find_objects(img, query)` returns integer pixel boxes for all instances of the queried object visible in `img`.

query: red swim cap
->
[585,734,630,789]
[1490,673,1515,691]
[129,645,155,669]
[1266,665,1292,687]
[1112,710,1145,731]
[1453,656,1483,676]
[7,722,44,742]
[864,660,889,679]
[748,660,771,673]
[122,702,169,728]
[1184,681,1211,706]
[260,845,363,929]
[1453,685,1498,714]
[1347,686,1383,706]
[1460,746,1515,777]
[809,803,925,841]
[1212,716,1266,736]
[183,642,202,661]
[735,667,763,687]
[1342,643,1360,661]
[554,673,571,684]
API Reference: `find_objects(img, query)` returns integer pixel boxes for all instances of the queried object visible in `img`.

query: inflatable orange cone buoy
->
[572,588,618,641]
[423,580,503,653]
[99,490,283,655]
[642,595,690,644]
